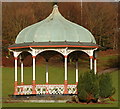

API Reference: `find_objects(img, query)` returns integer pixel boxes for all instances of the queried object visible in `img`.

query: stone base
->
[7,94,77,103]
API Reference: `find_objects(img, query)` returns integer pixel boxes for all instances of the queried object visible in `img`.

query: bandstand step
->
[6,94,78,103]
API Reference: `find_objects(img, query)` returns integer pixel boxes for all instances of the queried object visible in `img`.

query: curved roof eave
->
[8,42,99,50]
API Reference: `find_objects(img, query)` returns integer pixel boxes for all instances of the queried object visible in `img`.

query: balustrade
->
[17,84,77,95]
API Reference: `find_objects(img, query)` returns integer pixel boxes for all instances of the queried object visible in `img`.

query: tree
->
[2,2,119,57]
[2,2,52,56]
[82,2,118,49]
[99,73,115,99]
[77,70,99,103]
[77,71,115,103]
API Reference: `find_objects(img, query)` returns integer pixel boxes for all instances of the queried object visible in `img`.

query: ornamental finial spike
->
[52,3,59,14]
[53,4,58,9]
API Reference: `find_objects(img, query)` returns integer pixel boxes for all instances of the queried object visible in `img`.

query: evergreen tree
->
[77,71,116,103]
[99,73,115,98]
[77,70,99,102]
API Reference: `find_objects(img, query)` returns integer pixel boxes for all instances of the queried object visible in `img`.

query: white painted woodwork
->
[33,57,36,81]
[21,61,24,83]
[76,61,78,83]
[46,61,48,83]
[65,56,67,81]
[90,58,93,70]
[15,57,18,82]
[94,58,97,74]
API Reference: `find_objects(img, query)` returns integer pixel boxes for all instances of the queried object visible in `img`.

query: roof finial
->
[53,4,58,9]
[52,0,59,13]
[53,0,58,6]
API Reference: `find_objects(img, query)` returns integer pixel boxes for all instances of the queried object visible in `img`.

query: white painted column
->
[46,59,48,84]
[14,57,18,95]
[90,56,93,70]
[32,56,36,81]
[21,61,24,85]
[32,56,36,94]
[15,57,18,82]
[65,56,67,82]
[45,59,49,94]
[94,58,97,74]
[76,59,78,85]
[64,55,68,94]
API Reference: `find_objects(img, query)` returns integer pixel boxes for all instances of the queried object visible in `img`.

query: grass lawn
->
[2,102,118,107]
[2,54,119,107]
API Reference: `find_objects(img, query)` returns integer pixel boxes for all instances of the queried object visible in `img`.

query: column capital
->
[14,57,18,60]
[64,55,68,58]
[32,56,36,58]
[89,56,93,59]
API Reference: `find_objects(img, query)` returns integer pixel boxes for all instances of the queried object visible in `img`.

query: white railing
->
[67,85,77,94]
[17,84,77,95]
[17,85,32,95]
[36,84,65,94]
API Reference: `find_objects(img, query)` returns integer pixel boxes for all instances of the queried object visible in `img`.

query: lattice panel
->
[17,86,22,95]
[17,84,77,95]
[36,85,46,94]
[48,85,64,94]
[67,85,77,94]
[17,85,32,95]
[36,85,64,94]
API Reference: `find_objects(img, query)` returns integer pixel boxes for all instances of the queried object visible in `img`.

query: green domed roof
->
[15,5,96,44]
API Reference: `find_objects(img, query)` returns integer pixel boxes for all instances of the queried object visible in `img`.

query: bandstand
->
[8,5,99,95]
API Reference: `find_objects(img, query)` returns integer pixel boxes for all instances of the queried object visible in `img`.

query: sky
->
[0,0,119,2]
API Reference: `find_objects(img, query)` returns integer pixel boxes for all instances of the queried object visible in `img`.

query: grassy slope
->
[2,54,119,107]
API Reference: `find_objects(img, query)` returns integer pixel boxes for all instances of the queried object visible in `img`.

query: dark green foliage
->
[77,70,115,103]
[77,70,99,102]
[99,73,115,98]
[78,89,88,102]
